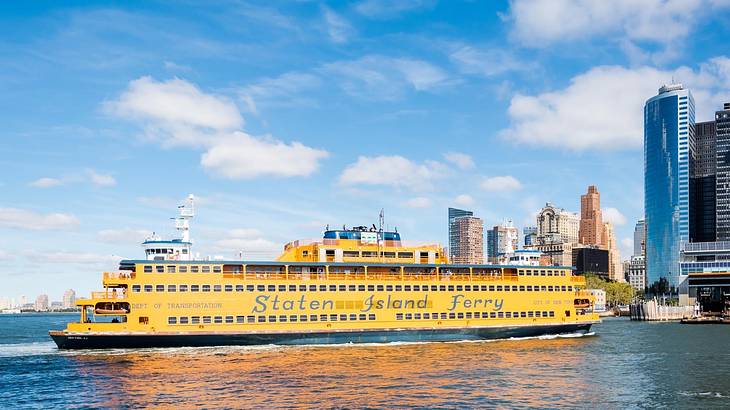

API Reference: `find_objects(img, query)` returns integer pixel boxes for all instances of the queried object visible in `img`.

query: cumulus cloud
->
[322,55,449,100]
[29,177,63,188]
[404,197,432,208]
[322,6,353,44]
[107,77,328,179]
[454,194,475,206]
[87,169,116,187]
[0,208,79,230]
[481,176,522,192]
[339,155,448,190]
[499,58,730,150]
[603,207,627,226]
[443,152,475,170]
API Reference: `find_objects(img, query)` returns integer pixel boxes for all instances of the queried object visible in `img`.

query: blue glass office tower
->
[644,84,695,288]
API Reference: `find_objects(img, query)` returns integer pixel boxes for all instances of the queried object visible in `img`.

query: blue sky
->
[2,0,730,301]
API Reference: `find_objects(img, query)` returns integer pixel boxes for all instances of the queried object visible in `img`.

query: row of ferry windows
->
[132,284,575,293]
[142,265,568,276]
[395,311,556,320]
[518,270,565,276]
[167,313,377,325]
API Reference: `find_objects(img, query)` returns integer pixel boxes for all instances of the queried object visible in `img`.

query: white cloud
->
[339,155,447,190]
[480,176,522,192]
[355,0,435,19]
[200,132,328,179]
[507,0,724,49]
[239,72,321,111]
[87,169,116,187]
[29,177,63,188]
[449,44,529,77]
[603,207,627,226]
[621,237,634,249]
[443,152,475,170]
[499,58,730,150]
[322,55,449,100]
[0,208,79,230]
[454,194,475,206]
[97,228,152,244]
[107,77,328,178]
[404,197,432,208]
[322,6,354,44]
[24,251,122,266]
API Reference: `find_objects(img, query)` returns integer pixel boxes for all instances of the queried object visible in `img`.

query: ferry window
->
[405,313,413,320]
[541,286,547,291]
[144,285,153,292]
[465,285,471,291]
[519,286,525,292]
[561,286,567,291]
[414,285,421,291]
[349,314,357,321]
[180,317,189,324]
[225,316,233,324]
[561,271,566,276]
[368,285,375,291]
[235,316,244,323]
[202,285,211,292]
[377,285,384,291]
[191,266,199,273]
[132,285,141,293]
[167,285,176,292]
[540,270,546,276]
[299,315,308,322]
[396,313,404,320]
[182,249,188,254]
[202,266,211,273]
[168,317,177,325]
[214,316,222,324]
[568,286,573,291]
[384,252,396,258]
[180,284,188,292]
[565,310,571,317]
[498,312,504,318]
[449,313,456,319]
[368,314,375,320]
[309,315,318,322]
[512,286,518,291]
[192,316,200,324]
[489,285,495,291]
[496,285,502,291]
[167,266,176,273]
[340,314,347,321]
[224,285,233,292]
[549,311,555,317]
[518,270,524,276]
[464,312,471,319]
[431,285,438,291]
[362,251,376,258]
[258,285,265,291]
[290,315,297,322]
[456,285,463,291]
[214,285,222,292]
[547,271,553,276]
[236,285,244,292]
[348,285,356,291]
[139,317,149,324]
[258,316,266,323]
[299,285,307,291]
[526,286,532,291]
[398,252,413,258]
[328,285,336,292]
[319,315,328,322]
[203,316,211,324]
[288,285,297,292]
[490,312,496,318]
[213,266,222,273]
[423,313,430,319]
[279,315,287,322]
[358,314,366,321]
[504,286,510,292]
[395,285,402,291]
[358,285,365,291]
[548,286,554,292]
[339,285,346,291]
[520,312,527,318]
[144,266,152,273]
[191,285,199,292]
[448,285,454,291]
[440,313,447,319]
[542,311,549,318]
[268,285,275,291]
[278,285,286,291]
[156,266,164,273]
[505,312,511,318]
[247,316,255,323]
[309,285,316,291]
[179,266,188,273]
[386,285,393,291]
[269,315,277,322]
[528,312,534,318]
[481,285,488,291]
[330,314,338,321]
[245,285,253,291]
[439,285,446,291]
[457,312,464,319]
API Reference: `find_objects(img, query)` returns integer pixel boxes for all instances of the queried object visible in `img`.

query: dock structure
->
[630,299,693,321]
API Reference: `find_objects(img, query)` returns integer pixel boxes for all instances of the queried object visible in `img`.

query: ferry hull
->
[50,322,595,349]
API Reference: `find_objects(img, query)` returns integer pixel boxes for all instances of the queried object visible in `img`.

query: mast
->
[174,194,195,242]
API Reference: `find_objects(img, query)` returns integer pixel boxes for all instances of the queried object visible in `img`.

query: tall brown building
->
[450,216,484,264]
[579,185,603,246]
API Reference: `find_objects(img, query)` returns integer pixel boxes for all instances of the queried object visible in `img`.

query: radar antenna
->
[173,194,195,242]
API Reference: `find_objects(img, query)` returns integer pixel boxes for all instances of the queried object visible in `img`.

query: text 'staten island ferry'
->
[50,196,599,349]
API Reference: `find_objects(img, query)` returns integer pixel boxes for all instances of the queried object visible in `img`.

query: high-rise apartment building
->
[486,220,518,263]
[691,121,717,242]
[633,219,646,257]
[579,185,603,246]
[63,289,76,309]
[602,222,624,282]
[450,216,484,264]
[644,83,695,287]
[536,203,579,244]
[626,255,646,291]
[34,294,49,311]
[715,104,730,240]
[448,207,473,259]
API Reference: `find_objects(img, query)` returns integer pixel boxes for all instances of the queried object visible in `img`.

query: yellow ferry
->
[50,196,599,349]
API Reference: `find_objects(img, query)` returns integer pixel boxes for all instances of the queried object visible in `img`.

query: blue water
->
[2,314,730,408]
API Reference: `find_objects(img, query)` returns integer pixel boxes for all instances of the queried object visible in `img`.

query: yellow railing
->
[103,272,135,280]
[91,291,127,300]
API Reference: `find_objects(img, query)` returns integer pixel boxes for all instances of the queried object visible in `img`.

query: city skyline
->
[4,1,730,296]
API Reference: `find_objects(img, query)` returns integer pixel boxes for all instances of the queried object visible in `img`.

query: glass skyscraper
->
[448,207,473,259]
[644,84,695,288]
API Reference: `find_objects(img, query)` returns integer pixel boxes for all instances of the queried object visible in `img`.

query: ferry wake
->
[50,195,599,349]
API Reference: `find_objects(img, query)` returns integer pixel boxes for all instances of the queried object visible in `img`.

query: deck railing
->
[91,290,127,300]
[103,272,135,280]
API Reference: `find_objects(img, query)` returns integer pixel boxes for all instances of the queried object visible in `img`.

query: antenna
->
[379,208,384,233]
[174,194,195,242]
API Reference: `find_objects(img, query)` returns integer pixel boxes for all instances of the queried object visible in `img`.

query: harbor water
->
[2,314,730,408]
